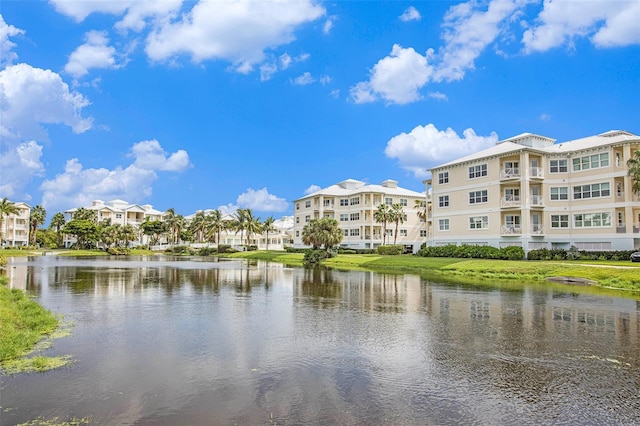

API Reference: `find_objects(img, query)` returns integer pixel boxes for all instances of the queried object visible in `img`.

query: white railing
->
[531,224,544,234]
[633,223,640,234]
[529,196,544,207]
[528,167,544,178]
[500,168,520,179]
[501,196,521,207]
[501,225,522,235]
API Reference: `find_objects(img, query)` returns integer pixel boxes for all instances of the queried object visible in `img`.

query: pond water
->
[1,256,639,425]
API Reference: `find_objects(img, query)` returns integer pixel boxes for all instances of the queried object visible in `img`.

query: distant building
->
[1,201,30,247]
[292,179,428,252]
[428,130,640,251]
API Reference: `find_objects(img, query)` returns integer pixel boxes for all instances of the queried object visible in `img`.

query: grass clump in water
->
[0,277,72,374]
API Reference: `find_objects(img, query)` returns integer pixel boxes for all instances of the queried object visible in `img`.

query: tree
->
[231,209,248,246]
[204,209,224,245]
[29,205,46,246]
[389,203,405,245]
[141,219,166,246]
[243,209,262,247]
[63,219,98,249]
[119,224,137,247]
[262,216,277,250]
[373,204,390,245]
[0,198,20,243]
[189,210,207,243]
[72,207,98,223]
[49,212,66,248]
[163,208,178,244]
[302,217,342,253]
[415,198,429,243]
[628,149,640,193]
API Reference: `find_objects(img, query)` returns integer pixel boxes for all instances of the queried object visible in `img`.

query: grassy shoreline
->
[222,250,640,292]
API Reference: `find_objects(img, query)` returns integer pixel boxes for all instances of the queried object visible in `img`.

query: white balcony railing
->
[529,196,544,207]
[500,168,521,180]
[501,196,522,208]
[531,224,544,235]
[501,225,522,235]
[528,167,544,179]
[633,223,640,234]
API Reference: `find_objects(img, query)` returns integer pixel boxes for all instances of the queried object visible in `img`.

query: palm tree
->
[243,209,262,247]
[120,224,137,248]
[49,212,66,248]
[174,214,186,244]
[389,203,405,245]
[72,207,97,222]
[262,216,277,250]
[0,198,20,243]
[190,210,207,243]
[414,198,428,243]
[628,149,640,194]
[29,205,46,246]
[232,209,248,247]
[163,208,178,244]
[373,204,390,245]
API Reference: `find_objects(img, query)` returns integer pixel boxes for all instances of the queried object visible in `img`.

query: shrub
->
[377,245,405,255]
[303,249,331,266]
[197,247,217,256]
[107,247,130,255]
[217,245,238,254]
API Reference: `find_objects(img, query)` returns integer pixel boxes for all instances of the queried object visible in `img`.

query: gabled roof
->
[297,179,424,200]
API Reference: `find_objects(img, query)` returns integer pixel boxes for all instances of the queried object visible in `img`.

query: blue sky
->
[1,0,639,221]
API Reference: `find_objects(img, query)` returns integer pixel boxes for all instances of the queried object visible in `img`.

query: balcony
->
[500,168,521,180]
[634,223,640,234]
[529,195,544,208]
[531,224,544,235]
[501,196,522,208]
[616,225,627,234]
[501,225,522,235]
[528,167,544,179]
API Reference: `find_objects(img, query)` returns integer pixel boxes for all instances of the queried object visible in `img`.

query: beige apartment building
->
[64,199,165,247]
[293,179,427,252]
[1,201,30,247]
[428,130,640,252]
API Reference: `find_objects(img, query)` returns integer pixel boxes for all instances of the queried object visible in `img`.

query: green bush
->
[107,247,130,255]
[197,247,217,256]
[376,245,405,255]
[217,245,238,254]
[418,244,524,260]
[303,249,331,266]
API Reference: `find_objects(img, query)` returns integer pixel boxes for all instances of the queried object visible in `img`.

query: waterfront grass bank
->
[224,251,640,292]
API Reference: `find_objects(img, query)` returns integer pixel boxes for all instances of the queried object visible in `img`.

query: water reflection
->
[0,256,639,425]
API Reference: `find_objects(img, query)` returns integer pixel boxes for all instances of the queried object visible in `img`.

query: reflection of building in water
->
[292,269,639,347]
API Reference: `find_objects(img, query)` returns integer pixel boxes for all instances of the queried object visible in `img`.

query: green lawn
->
[224,251,640,292]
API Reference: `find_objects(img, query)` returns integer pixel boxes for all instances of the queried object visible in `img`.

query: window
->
[339,214,349,222]
[340,198,349,206]
[504,215,520,228]
[350,228,360,237]
[469,216,488,230]
[551,215,569,228]
[385,197,393,205]
[468,164,488,179]
[115,214,122,219]
[573,153,609,171]
[350,213,360,221]
[350,197,360,206]
[386,229,393,236]
[574,212,611,228]
[400,198,407,206]
[438,171,449,184]
[550,159,567,173]
[469,190,488,204]
[296,217,300,224]
[323,199,332,207]
[420,230,427,237]
[504,188,520,201]
[296,203,300,210]
[296,231,299,237]
[573,182,610,199]
[550,187,568,201]
[439,195,449,207]
[400,229,408,236]
[305,200,311,208]
[439,219,449,231]
[305,215,310,223]
[343,229,349,236]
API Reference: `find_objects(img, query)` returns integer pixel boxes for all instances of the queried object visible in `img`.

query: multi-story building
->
[1,201,30,247]
[292,179,428,252]
[428,130,640,252]
[64,199,164,247]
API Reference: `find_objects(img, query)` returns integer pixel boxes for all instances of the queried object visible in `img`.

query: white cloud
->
[259,62,279,81]
[279,53,293,69]
[49,0,183,32]
[323,16,337,34]
[350,44,433,104]
[329,89,340,98]
[523,0,640,52]
[260,52,309,81]
[400,6,421,22]
[145,0,325,72]
[0,15,24,67]
[385,123,498,178]
[236,188,288,212]
[304,184,321,195]
[0,63,93,142]
[540,113,551,121]
[129,139,191,171]
[319,75,331,85]
[65,31,120,78]
[292,72,315,85]
[428,91,448,101]
[0,141,44,197]
[434,0,521,82]
[39,139,190,212]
